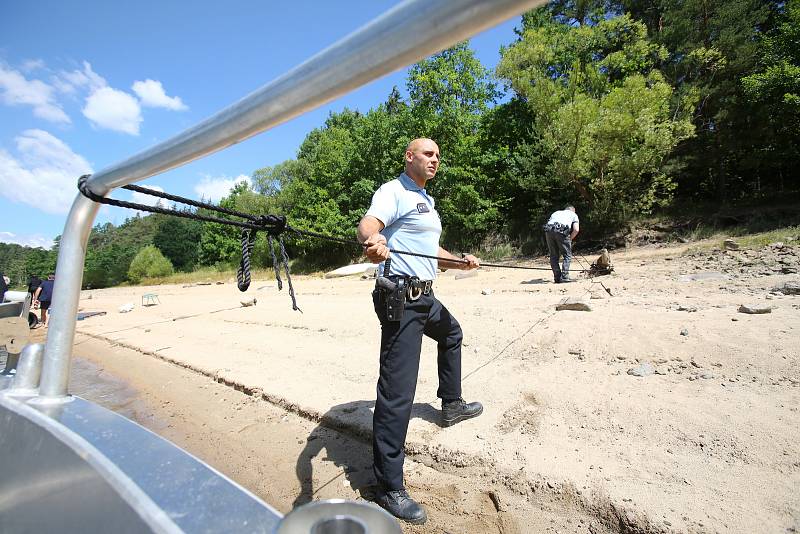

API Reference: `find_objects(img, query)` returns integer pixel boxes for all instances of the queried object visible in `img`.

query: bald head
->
[406,138,437,153]
[404,138,440,186]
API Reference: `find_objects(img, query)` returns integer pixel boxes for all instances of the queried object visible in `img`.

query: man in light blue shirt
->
[357,138,483,524]
[366,171,441,281]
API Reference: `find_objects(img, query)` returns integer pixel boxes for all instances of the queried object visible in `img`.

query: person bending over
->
[543,205,580,283]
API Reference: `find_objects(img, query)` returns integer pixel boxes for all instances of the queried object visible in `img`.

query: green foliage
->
[497,11,695,230]
[83,215,160,288]
[617,0,783,201]
[741,0,800,174]
[128,245,174,284]
[501,12,668,98]
[407,42,499,133]
[0,242,57,287]
[10,3,795,284]
[153,215,202,271]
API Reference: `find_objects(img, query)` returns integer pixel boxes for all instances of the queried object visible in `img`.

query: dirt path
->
[68,336,610,534]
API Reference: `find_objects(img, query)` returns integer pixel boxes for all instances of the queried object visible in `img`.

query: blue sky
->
[1,1,522,249]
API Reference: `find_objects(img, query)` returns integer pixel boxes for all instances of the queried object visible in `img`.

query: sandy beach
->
[47,239,799,533]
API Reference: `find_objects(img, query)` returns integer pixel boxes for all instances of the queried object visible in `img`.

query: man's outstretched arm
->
[437,247,480,271]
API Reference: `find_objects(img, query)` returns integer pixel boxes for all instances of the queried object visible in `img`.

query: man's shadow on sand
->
[292,399,439,508]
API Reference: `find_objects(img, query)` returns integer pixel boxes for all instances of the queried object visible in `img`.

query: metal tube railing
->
[37,0,546,399]
[9,343,44,394]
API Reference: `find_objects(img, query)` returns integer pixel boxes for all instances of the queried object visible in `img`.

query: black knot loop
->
[77,174,104,202]
[237,229,256,292]
[256,214,287,236]
[75,175,306,310]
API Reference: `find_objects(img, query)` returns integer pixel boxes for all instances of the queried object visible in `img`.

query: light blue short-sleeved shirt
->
[365,173,441,280]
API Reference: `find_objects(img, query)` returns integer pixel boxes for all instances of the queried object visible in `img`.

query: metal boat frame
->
[0,1,544,531]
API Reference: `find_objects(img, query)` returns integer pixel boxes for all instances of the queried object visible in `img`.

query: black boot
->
[441,398,483,427]
[374,489,427,524]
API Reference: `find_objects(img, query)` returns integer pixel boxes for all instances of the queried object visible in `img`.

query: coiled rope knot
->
[77,174,104,202]
[238,216,288,292]
[77,174,302,311]
[236,230,257,292]
[238,214,301,312]
[254,214,287,236]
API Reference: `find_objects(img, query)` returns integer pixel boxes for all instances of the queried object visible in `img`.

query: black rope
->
[78,175,299,308]
[78,175,283,232]
[291,226,584,272]
[267,235,283,290]
[124,182,261,221]
[236,230,255,291]
[77,175,594,309]
[277,236,301,312]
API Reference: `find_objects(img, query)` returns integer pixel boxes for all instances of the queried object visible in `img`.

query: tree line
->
[4,0,798,289]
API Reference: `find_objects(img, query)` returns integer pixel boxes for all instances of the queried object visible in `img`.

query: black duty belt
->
[386,275,433,300]
[543,222,571,235]
[375,258,433,321]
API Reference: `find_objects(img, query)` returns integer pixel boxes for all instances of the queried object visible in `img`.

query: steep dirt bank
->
[67,336,610,534]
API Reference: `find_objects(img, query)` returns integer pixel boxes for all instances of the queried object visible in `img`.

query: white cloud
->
[3,60,181,136]
[54,62,141,135]
[21,59,45,72]
[54,61,106,95]
[131,185,166,207]
[0,231,55,249]
[194,174,251,202]
[0,129,92,214]
[0,63,70,123]
[83,86,142,135]
[132,79,187,111]
[128,185,167,217]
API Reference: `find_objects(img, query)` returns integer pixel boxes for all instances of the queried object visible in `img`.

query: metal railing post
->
[36,195,100,400]
[7,343,44,395]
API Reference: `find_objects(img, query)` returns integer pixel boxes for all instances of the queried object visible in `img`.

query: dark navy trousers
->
[371,289,462,490]
[545,230,572,282]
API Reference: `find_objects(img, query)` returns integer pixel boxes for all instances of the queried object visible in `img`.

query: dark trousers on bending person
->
[371,289,462,490]
[545,230,572,282]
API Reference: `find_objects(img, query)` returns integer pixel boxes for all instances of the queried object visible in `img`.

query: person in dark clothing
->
[543,205,580,283]
[34,274,55,326]
[28,275,42,299]
[0,272,8,302]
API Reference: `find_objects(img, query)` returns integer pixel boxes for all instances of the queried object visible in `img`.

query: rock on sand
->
[556,297,592,311]
[738,304,771,314]
[627,362,656,377]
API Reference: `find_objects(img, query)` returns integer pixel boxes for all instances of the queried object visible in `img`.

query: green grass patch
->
[137,266,279,286]
[471,233,522,262]
[132,259,330,287]
[476,242,520,262]
[684,225,799,254]
[734,226,800,249]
